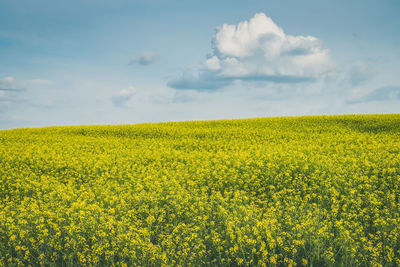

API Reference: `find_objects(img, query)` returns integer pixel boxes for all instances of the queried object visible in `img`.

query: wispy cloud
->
[345,61,374,87]
[172,90,201,103]
[348,86,400,104]
[129,51,158,66]
[112,86,136,107]
[168,13,333,90]
[0,76,24,93]
[28,79,52,85]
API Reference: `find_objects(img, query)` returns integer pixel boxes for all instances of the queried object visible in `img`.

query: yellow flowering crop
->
[0,114,400,266]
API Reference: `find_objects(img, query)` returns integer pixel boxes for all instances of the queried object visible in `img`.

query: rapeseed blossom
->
[0,114,399,265]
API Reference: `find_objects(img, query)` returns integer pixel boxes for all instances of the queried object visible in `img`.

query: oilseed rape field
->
[1,114,400,266]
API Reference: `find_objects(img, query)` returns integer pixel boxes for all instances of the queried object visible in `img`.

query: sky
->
[0,0,399,129]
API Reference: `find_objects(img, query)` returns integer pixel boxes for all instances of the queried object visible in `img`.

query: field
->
[1,114,400,266]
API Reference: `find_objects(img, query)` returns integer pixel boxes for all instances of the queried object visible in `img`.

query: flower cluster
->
[0,114,399,266]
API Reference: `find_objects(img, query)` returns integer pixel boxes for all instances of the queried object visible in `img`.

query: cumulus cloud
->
[112,86,136,107]
[168,13,333,90]
[129,51,157,66]
[348,86,400,104]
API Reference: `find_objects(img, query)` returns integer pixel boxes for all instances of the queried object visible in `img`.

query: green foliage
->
[1,114,400,266]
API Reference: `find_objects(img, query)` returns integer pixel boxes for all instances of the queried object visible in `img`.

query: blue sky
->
[0,0,399,129]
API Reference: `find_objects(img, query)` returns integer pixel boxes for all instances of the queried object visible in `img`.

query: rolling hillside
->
[1,114,400,266]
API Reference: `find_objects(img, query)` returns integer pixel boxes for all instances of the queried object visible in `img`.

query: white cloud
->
[2,76,15,83]
[1,77,53,91]
[129,51,158,66]
[168,13,333,90]
[205,56,221,71]
[213,13,285,58]
[112,86,136,107]
[0,76,17,90]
